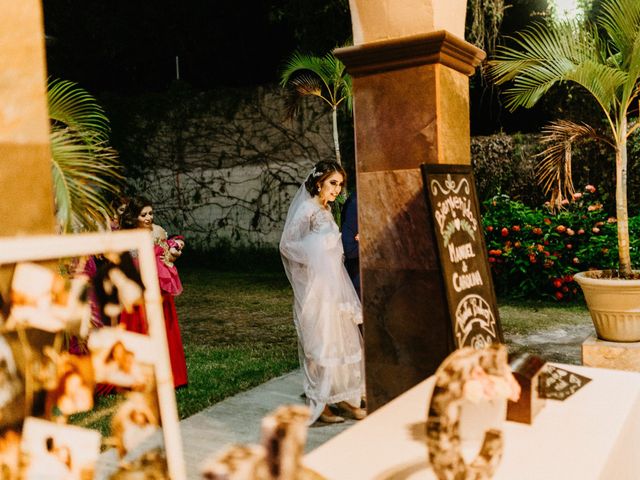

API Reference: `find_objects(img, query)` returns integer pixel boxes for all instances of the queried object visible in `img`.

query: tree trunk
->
[332,106,341,165]
[616,116,632,276]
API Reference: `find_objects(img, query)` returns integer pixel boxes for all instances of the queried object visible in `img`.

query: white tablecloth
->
[304,364,640,480]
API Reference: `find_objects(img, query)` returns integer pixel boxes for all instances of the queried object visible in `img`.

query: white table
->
[304,364,640,480]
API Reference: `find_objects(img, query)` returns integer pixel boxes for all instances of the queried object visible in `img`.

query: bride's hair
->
[304,161,346,197]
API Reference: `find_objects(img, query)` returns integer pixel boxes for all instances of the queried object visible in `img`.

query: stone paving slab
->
[96,369,357,479]
[506,325,593,364]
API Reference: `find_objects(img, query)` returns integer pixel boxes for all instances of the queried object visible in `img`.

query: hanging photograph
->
[5,262,92,335]
[0,336,24,429]
[0,429,20,480]
[88,327,155,390]
[92,252,145,326]
[20,417,101,480]
[44,353,94,421]
[111,392,161,458]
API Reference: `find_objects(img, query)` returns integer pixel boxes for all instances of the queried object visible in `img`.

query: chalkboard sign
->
[421,164,503,348]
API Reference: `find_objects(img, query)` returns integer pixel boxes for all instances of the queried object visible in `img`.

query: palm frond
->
[48,78,110,140]
[279,52,330,88]
[500,61,576,110]
[282,74,324,119]
[565,59,628,114]
[489,21,599,111]
[536,120,613,210]
[320,52,346,101]
[339,74,353,113]
[620,35,640,109]
[598,0,640,63]
[50,127,122,232]
[279,51,351,109]
[292,74,323,97]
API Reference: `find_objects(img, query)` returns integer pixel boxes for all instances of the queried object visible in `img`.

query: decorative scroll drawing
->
[454,295,498,348]
[430,174,471,196]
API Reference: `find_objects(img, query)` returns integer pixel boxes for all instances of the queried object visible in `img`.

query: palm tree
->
[280,51,352,165]
[488,0,640,276]
[48,79,122,232]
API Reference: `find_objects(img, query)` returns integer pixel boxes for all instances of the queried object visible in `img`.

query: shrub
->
[471,133,543,206]
[482,186,640,300]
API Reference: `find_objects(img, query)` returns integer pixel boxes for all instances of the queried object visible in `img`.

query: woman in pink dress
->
[121,196,188,388]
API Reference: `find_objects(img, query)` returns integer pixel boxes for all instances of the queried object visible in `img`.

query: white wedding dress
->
[280,185,364,424]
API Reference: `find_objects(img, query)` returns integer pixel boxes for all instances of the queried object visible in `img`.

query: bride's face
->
[318,172,344,204]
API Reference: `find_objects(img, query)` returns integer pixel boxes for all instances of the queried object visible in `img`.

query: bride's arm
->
[279,205,312,264]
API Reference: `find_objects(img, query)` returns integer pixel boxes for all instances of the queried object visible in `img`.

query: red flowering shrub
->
[481,186,640,301]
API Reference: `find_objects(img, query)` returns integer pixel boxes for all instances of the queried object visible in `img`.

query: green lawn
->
[173,268,298,418]
[499,298,590,335]
[71,267,299,435]
[71,266,592,435]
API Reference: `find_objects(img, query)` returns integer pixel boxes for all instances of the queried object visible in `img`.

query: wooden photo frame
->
[0,230,185,480]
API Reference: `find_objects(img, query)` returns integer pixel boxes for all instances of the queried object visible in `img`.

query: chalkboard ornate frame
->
[421,164,504,348]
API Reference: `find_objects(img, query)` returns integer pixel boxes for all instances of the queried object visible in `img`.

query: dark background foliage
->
[472,132,640,212]
[42,0,351,93]
[43,0,576,136]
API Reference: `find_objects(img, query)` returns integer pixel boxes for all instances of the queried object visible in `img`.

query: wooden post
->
[0,0,56,238]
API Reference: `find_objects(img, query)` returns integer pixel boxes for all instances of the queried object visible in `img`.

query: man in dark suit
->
[341,193,360,298]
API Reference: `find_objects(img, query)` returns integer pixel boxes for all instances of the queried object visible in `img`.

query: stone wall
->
[113,85,335,249]
[111,84,630,250]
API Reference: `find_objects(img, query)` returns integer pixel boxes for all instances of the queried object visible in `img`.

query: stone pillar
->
[0,0,56,237]
[0,0,56,367]
[337,0,484,412]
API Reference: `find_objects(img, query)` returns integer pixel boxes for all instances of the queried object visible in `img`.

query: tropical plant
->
[482,187,640,300]
[48,78,122,232]
[280,51,352,165]
[488,0,640,276]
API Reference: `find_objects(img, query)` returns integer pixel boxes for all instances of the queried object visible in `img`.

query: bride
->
[280,160,366,424]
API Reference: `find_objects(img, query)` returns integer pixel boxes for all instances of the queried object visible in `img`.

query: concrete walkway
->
[96,370,356,479]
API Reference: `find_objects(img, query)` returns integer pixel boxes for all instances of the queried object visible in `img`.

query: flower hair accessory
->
[311,168,323,178]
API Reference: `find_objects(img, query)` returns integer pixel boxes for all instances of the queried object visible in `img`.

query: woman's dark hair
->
[304,161,346,197]
[120,196,152,229]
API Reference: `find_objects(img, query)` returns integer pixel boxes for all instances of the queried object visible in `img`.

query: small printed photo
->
[88,327,155,390]
[92,252,145,325]
[20,417,101,480]
[0,336,24,429]
[0,429,21,480]
[45,353,95,420]
[5,262,92,335]
[111,392,160,458]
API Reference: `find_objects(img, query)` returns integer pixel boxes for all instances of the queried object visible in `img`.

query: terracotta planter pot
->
[575,271,640,342]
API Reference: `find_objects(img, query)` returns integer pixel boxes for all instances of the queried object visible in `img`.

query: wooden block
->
[582,335,640,372]
[507,353,546,424]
